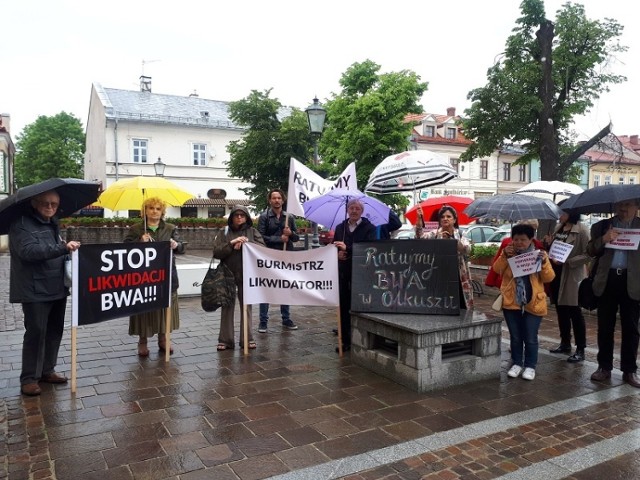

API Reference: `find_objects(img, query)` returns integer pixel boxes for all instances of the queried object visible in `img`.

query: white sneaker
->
[522,368,536,381]
[507,365,523,378]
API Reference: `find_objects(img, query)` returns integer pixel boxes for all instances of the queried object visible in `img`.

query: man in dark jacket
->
[333,199,376,352]
[9,190,81,396]
[257,189,300,333]
[374,210,402,240]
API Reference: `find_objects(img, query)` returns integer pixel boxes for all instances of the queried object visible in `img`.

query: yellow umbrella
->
[95,176,195,211]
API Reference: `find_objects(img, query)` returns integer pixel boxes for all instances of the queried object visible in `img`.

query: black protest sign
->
[75,242,172,325]
[351,239,461,315]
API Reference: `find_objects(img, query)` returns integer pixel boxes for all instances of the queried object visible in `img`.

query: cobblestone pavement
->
[0,251,638,480]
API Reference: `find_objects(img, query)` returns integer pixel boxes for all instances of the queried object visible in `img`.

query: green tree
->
[320,60,428,201]
[460,0,626,181]
[226,89,312,210]
[14,112,85,187]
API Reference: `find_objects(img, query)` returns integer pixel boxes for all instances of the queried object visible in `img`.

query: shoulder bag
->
[201,255,236,312]
[578,257,599,311]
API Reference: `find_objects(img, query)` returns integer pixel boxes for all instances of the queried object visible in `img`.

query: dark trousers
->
[556,305,587,349]
[338,273,352,347]
[20,298,67,385]
[596,270,640,373]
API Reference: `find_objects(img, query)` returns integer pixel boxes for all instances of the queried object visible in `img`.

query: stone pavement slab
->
[0,253,637,480]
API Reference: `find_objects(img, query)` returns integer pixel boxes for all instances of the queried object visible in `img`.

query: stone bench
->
[350,310,503,392]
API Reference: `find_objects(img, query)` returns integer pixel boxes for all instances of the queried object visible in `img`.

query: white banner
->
[286,157,358,217]
[242,242,340,306]
[507,250,542,278]
[605,228,640,250]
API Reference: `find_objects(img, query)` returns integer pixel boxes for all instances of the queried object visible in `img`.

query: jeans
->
[503,308,542,369]
[20,298,67,385]
[259,303,290,324]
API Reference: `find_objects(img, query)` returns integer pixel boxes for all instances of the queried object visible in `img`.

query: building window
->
[480,160,488,179]
[424,125,435,137]
[132,139,148,163]
[450,158,459,173]
[630,177,636,185]
[604,175,611,185]
[594,175,600,187]
[503,163,511,181]
[193,143,207,166]
[519,165,526,182]
[445,127,456,140]
[619,176,625,185]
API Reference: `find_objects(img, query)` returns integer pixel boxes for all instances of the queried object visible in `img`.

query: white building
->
[84,77,252,218]
[407,107,530,201]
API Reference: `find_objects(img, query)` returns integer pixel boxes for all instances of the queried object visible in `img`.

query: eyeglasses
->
[38,201,59,208]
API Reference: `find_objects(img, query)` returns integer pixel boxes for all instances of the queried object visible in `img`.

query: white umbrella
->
[365,150,458,195]
[514,180,583,202]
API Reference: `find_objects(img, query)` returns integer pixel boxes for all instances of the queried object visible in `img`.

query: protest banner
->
[242,242,339,306]
[605,228,640,250]
[507,250,542,278]
[351,239,461,315]
[286,157,358,217]
[548,240,573,263]
[71,242,172,326]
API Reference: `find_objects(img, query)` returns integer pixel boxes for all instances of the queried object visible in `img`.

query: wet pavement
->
[0,251,638,480]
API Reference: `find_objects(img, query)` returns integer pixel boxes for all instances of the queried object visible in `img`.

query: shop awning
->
[183,198,252,207]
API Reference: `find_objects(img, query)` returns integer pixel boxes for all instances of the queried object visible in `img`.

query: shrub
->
[470,244,499,259]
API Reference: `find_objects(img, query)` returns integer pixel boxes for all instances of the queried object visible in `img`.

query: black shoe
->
[567,349,585,363]
[591,367,612,382]
[332,328,338,336]
[549,344,572,354]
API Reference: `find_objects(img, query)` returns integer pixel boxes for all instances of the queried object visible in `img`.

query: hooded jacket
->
[212,205,265,278]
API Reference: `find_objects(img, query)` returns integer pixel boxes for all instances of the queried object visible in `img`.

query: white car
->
[472,229,511,249]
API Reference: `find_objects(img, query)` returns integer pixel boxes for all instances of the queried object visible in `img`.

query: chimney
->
[446,107,456,117]
[631,135,638,145]
[0,113,9,132]
[139,75,151,92]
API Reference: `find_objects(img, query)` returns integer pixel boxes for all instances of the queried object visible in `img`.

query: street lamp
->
[305,97,327,249]
[154,156,166,177]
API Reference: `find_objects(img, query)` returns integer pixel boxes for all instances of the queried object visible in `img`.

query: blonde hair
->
[142,197,167,217]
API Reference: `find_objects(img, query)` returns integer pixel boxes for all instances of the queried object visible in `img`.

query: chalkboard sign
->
[351,239,461,315]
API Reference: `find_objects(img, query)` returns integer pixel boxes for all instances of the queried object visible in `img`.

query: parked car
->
[473,229,511,249]
[459,225,498,244]
[319,229,334,245]
[394,228,417,240]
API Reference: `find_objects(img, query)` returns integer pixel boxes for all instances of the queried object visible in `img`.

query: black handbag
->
[578,258,599,311]
[201,257,236,312]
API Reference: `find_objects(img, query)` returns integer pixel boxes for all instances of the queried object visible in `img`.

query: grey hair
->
[347,198,364,209]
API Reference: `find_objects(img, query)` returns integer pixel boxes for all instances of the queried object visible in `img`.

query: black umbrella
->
[559,184,640,214]
[463,193,563,223]
[0,178,102,234]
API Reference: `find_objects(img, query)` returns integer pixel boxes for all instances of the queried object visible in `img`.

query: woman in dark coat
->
[212,205,265,350]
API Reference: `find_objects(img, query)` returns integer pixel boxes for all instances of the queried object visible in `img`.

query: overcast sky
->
[2,0,637,141]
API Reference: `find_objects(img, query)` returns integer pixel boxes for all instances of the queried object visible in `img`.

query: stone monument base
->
[350,310,502,392]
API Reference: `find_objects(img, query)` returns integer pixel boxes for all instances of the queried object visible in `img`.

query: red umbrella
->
[405,195,476,226]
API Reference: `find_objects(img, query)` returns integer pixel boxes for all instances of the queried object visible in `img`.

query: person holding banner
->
[333,199,376,352]
[492,223,555,381]
[587,199,640,388]
[124,197,183,357]
[10,190,81,396]
[543,209,590,363]
[213,205,265,351]
[257,188,299,333]
[418,205,474,310]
